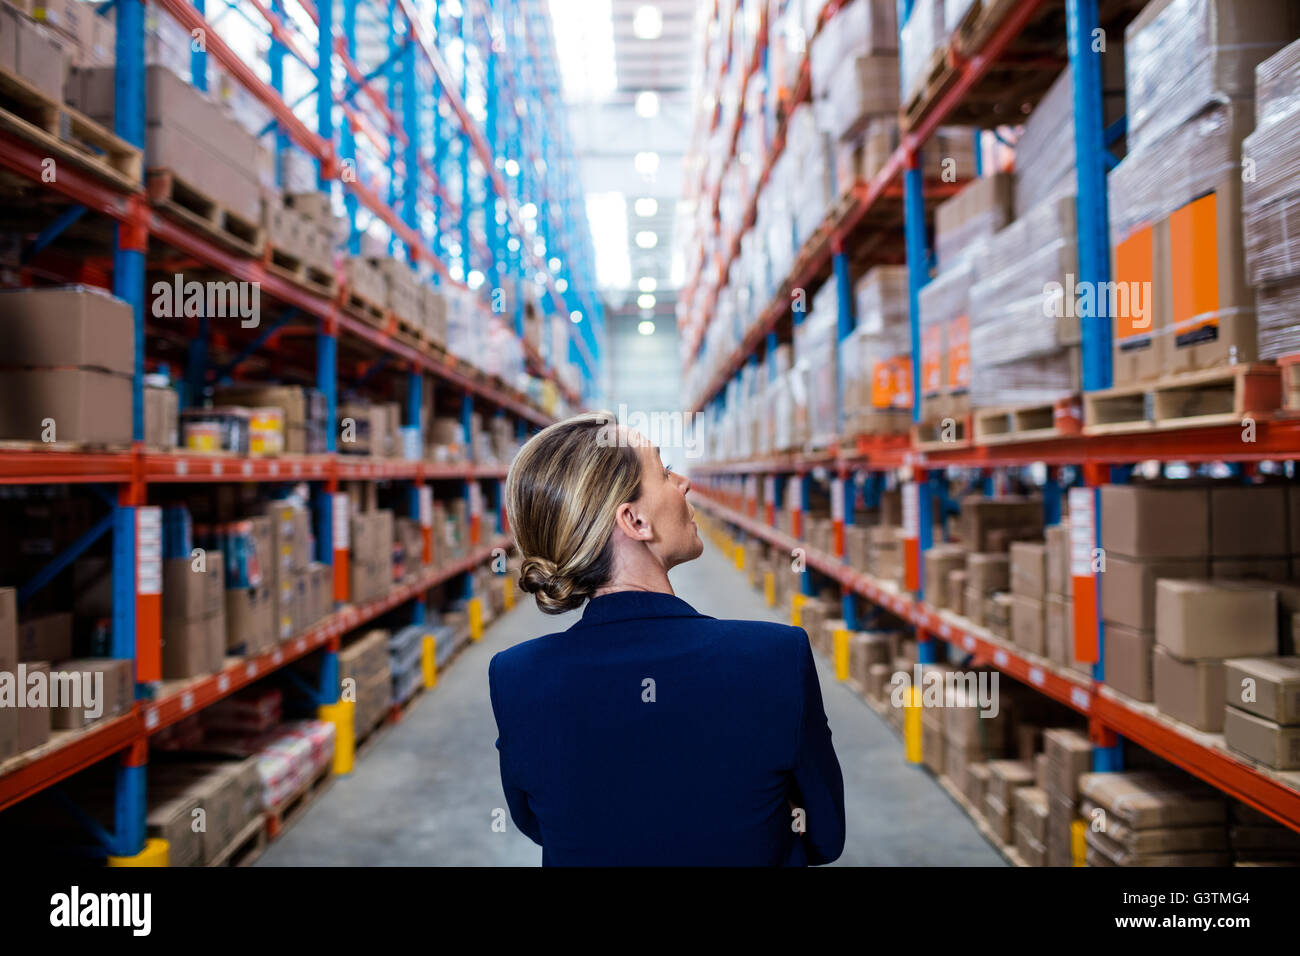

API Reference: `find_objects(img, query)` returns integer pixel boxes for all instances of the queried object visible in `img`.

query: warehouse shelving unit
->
[680,0,1300,836]
[0,0,599,861]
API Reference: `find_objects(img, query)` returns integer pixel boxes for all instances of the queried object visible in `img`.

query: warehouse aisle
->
[259,539,1005,866]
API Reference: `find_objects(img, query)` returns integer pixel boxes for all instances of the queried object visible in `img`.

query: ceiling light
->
[634,197,658,217]
[638,276,657,292]
[467,270,484,289]
[520,202,537,219]
[635,90,659,118]
[556,277,569,292]
[549,0,617,101]
[638,319,656,335]
[635,231,658,248]
[505,159,520,177]
[586,191,631,290]
[570,310,583,324]
[633,5,662,40]
[634,151,659,176]
[549,257,561,272]
[637,293,656,309]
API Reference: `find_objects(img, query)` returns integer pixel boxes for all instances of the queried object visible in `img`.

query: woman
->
[488,411,845,866]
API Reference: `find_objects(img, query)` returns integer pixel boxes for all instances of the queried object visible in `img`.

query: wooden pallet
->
[0,66,141,188]
[207,815,268,867]
[912,414,971,451]
[345,288,386,324]
[901,46,958,132]
[1083,364,1283,435]
[263,760,333,841]
[147,169,264,257]
[973,396,1082,445]
[266,253,338,300]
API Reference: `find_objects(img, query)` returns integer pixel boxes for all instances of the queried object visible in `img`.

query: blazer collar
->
[571,590,708,629]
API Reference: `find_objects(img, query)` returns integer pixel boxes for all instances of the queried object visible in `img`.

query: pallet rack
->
[679,0,1300,835]
[0,0,598,861]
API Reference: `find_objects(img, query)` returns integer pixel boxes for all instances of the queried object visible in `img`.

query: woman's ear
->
[613,501,652,541]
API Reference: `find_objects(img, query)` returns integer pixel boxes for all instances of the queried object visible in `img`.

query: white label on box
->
[419,486,433,528]
[136,507,162,596]
[1028,667,1045,687]
[181,691,194,711]
[902,482,919,538]
[144,708,158,730]
[962,635,975,652]
[1071,687,1091,711]
[332,495,350,550]
[994,649,1009,668]
[175,459,188,476]
[245,661,257,679]
[217,674,230,693]
[830,478,844,522]
[1068,487,1095,577]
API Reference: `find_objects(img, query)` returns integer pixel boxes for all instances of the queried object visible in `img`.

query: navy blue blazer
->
[488,590,846,866]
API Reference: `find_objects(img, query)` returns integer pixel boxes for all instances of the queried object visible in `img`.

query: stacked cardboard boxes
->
[943,679,1010,799]
[161,557,226,679]
[1009,541,1047,657]
[1013,785,1050,866]
[1100,484,1211,702]
[1243,39,1300,364]
[348,504,395,604]
[1080,771,1229,866]
[212,384,329,455]
[263,192,335,280]
[0,288,134,444]
[340,630,392,741]
[1223,656,1300,770]
[983,760,1036,845]
[1043,728,1091,866]
[266,501,313,644]
[207,517,275,657]
[0,1,68,101]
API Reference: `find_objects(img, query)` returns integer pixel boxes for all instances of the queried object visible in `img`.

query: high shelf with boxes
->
[682,0,1300,861]
[0,0,566,865]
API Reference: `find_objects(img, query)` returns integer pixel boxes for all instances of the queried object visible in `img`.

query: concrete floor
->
[258,536,1006,866]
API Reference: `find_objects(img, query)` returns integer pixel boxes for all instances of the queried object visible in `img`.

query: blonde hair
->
[506,411,644,614]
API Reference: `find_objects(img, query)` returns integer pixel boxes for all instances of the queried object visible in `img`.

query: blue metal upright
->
[462,393,475,601]
[903,157,929,425]
[315,0,334,190]
[799,475,814,597]
[1066,0,1113,392]
[341,0,360,253]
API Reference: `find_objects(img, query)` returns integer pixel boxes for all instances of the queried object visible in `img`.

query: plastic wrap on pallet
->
[973,193,1076,282]
[1243,40,1300,287]
[1124,0,1298,152]
[935,172,1015,270]
[820,55,901,143]
[1257,276,1300,358]
[944,0,977,34]
[1108,101,1253,246]
[900,0,948,102]
[969,346,1080,408]
[848,265,906,337]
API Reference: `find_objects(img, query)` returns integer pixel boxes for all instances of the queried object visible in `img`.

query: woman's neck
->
[592,543,675,599]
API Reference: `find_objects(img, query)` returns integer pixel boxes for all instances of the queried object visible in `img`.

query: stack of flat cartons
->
[984,760,1036,845]
[266,501,313,645]
[283,191,338,282]
[1009,541,1047,658]
[371,257,420,328]
[943,679,1009,798]
[1080,771,1229,866]
[1043,522,1082,674]
[348,504,395,604]
[962,552,1008,629]
[924,544,967,612]
[1100,484,1211,702]
[342,257,386,315]
[1014,786,1050,866]
[1043,728,1091,866]
[161,557,226,679]
[0,288,133,444]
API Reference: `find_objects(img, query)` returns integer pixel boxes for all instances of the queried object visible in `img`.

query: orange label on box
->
[871,360,897,409]
[1114,225,1155,345]
[892,355,913,409]
[921,325,942,396]
[1169,192,1220,345]
[947,315,970,389]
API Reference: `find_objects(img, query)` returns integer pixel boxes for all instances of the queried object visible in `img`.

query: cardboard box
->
[1045,524,1071,596]
[1010,542,1047,599]
[0,368,131,443]
[1010,595,1045,656]
[17,612,72,663]
[162,557,224,622]
[13,6,65,101]
[1043,728,1092,802]
[1223,657,1300,725]
[923,545,966,608]
[1104,623,1154,701]
[147,791,203,868]
[1101,554,1207,631]
[1210,485,1289,557]
[1078,771,1226,829]
[1100,485,1210,558]
[49,657,132,730]
[1224,706,1300,770]
[0,586,15,671]
[0,288,134,374]
[144,384,178,450]
[1155,579,1277,659]
[16,660,50,752]
[963,586,985,626]
[225,585,272,655]
[1153,646,1225,732]
[965,552,1010,595]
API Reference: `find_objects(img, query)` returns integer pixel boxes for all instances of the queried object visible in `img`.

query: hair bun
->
[518,556,592,614]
